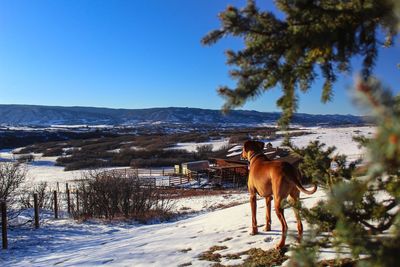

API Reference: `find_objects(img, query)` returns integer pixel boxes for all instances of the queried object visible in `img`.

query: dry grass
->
[198,246,228,262]
[199,251,223,262]
[203,247,356,267]
[209,201,243,211]
[318,258,357,267]
[219,237,233,243]
[209,246,229,252]
[179,248,192,253]
[240,248,288,266]
[200,246,288,267]
[224,254,241,260]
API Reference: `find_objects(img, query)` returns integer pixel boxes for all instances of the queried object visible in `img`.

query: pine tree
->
[202,0,398,128]
[204,1,400,265]
[289,78,400,266]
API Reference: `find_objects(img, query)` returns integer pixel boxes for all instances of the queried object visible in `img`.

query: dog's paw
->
[250,229,259,235]
[264,225,271,232]
[274,242,285,250]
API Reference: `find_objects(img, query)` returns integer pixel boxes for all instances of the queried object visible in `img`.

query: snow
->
[2,189,330,267]
[174,192,249,213]
[228,126,374,161]
[0,149,15,162]
[0,126,376,266]
[169,138,230,152]
[267,126,375,162]
[228,145,242,152]
[226,150,242,157]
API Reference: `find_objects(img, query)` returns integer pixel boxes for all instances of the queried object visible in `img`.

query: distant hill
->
[0,104,366,126]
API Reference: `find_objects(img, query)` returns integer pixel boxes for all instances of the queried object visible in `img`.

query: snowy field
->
[272,126,375,161]
[0,126,375,185]
[3,189,337,267]
[169,138,230,152]
[228,126,375,162]
[0,126,375,266]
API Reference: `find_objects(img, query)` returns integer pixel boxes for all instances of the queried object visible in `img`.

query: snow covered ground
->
[0,126,374,266]
[2,189,338,267]
[228,126,375,162]
[169,138,230,152]
[271,126,375,162]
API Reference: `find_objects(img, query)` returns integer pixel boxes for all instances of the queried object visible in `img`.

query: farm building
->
[180,160,210,175]
[171,143,301,188]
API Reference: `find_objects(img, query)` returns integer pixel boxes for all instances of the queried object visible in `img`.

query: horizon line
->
[0,103,361,117]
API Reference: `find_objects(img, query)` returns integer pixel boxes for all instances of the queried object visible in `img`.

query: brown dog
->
[242,140,317,249]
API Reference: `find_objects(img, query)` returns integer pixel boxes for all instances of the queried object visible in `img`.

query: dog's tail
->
[293,169,317,195]
[295,182,317,195]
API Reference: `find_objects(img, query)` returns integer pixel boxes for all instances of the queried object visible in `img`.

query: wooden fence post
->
[1,201,7,249]
[33,193,39,229]
[53,190,58,219]
[66,189,71,214]
[76,190,79,212]
[66,183,71,214]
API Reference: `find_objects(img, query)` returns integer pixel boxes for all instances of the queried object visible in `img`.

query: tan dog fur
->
[242,140,317,249]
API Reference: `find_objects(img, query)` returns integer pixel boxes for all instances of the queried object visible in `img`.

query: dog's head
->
[242,140,265,160]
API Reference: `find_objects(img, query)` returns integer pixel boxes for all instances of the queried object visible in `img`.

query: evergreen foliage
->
[202,0,399,128]
[204,0,400,265]
[289,140,358,190]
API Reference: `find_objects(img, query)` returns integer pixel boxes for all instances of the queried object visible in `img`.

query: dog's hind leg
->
[249,193,258,235]
[264,196,272,231]
[288,190,303,242]
[274,197,288,249]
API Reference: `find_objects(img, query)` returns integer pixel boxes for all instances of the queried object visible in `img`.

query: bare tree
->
[0,162,27,204]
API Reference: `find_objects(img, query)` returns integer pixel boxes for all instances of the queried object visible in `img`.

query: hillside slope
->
[3,189,338,267]
[0,104,365,126]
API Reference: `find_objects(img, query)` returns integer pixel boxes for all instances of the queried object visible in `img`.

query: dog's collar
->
[248,152,263,163]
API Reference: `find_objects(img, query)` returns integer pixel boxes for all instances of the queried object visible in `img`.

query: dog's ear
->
[243,140,251,152]
[257,141,265,151]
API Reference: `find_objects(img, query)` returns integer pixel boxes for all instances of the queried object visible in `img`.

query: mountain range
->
[0,104,366,126]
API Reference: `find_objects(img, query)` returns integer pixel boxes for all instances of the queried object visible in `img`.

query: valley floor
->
[0,126,373,266]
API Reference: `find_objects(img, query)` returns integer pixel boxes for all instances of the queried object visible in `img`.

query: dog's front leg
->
[264,196,272,231]
[250,194,258,235]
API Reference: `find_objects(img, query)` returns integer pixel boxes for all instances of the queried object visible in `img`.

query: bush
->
[42,147,64,157]
[16,154,35,163]
[196,144,213,155]
[19,182,54,210]
[229,133,249,144]
[74,170,176,221]
[63,159,110,171]
[0,162,27,205]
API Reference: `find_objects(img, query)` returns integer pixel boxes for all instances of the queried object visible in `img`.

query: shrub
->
[0,162,27,205]
[229,133,249,144]
[16,154,35,163]
[74,170,175,221]
[196,144,213,155]
[42,147,64,157]
[19,182,54,209]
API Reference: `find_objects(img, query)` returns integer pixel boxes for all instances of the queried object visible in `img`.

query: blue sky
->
[0,0,398,115]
